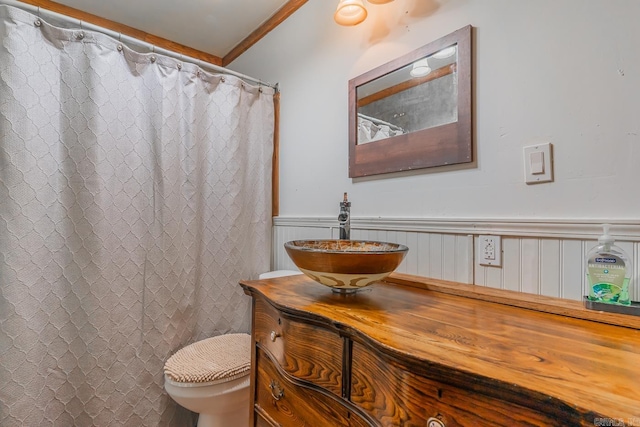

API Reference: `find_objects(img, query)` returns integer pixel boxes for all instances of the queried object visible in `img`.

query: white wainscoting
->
[272,217,640,302]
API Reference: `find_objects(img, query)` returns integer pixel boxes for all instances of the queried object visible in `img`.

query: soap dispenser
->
[586,224,632,306]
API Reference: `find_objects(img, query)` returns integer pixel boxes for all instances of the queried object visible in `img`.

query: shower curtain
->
[0,5,273,426]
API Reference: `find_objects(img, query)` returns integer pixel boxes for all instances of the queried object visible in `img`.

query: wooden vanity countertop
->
[240,273,640,420]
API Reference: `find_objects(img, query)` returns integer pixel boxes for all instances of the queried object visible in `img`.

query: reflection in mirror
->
[348,26,472,178]
[356,45,458,144]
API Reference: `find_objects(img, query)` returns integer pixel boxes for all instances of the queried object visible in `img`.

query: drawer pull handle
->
[269,380,284,401]
[427,417,445,427]
[270,331,281,342]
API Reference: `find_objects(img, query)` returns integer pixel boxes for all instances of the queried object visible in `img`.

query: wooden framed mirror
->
[348,25,472,178]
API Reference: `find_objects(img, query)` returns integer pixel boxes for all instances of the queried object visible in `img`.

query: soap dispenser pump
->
[586,224,632,306]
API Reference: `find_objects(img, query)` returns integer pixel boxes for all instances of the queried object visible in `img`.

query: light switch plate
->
[524,143,553,184]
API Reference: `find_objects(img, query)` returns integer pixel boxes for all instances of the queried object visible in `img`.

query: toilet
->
[164,272,299,426]
[164,333,251,427]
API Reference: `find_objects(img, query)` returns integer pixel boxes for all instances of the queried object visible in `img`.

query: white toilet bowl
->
[258,270,300,279]
[164,333,251,427]
[164,372,250,427]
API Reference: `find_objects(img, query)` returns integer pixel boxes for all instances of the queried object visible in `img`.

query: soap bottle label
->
[587,254,627,303]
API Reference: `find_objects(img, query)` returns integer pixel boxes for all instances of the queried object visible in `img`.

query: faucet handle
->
[338,192,351,240]
[341,192,350,207]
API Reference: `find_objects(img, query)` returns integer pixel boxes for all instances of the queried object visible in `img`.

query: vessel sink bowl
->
[284,240,408,293]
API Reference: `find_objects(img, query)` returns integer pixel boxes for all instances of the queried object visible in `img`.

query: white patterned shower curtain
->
[0,5,274,426]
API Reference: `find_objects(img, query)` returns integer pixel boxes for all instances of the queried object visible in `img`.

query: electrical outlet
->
[479,235,502,266]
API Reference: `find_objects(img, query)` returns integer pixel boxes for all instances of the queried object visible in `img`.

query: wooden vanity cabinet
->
[255,347,371,427]
[250,298,374,426]
[349,342,567,426]
[253,298,344,397]
[241,273,640,427]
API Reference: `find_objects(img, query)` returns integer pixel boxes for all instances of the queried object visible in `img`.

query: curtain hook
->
[147,45,155,63]
[34,7,42,27]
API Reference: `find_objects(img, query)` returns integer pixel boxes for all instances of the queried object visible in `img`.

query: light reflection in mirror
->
[356,45,458,145]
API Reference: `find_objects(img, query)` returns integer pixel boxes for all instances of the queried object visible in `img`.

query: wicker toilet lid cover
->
[164,333,251,383]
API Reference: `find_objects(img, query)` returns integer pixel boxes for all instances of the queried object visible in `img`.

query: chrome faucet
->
[338,192,350,240]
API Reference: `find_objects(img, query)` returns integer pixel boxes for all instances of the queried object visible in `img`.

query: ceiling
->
[19,0,308,66]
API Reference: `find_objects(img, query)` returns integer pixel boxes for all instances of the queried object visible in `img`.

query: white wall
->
[230,0,640,300]
[232,0,640,220]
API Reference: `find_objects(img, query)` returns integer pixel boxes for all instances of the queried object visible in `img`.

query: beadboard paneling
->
[272,223,473,283]
[273,217,640,302]
[272,225,331,271]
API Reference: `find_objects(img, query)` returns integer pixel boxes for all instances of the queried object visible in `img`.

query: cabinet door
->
[254,298,344,397]
[350,343,577,427]
[255,347,372,427]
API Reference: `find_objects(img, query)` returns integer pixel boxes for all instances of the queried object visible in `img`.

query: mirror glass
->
[348,26,472,178]
[356,45,458,144]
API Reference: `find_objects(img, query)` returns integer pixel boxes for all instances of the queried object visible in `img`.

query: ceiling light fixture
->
[367,0,395,4]
[334,0,368,26]
[433,45,457,59]
[410,58,431,78]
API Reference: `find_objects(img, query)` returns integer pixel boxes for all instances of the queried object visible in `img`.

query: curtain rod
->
[0,0,278,90]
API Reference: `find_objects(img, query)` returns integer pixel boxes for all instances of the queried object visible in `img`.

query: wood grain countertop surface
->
[240,272,640,421]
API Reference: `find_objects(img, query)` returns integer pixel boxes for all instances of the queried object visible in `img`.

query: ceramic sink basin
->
[284,240,408,293]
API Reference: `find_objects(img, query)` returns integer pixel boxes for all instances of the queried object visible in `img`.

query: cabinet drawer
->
[255,347,371,427]
[255,413,271,427]
[350,343,569,427]
[254,298,343,397]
